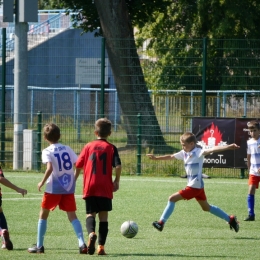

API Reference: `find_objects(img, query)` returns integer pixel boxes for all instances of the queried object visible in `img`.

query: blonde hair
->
[247,120,260,130]
[180,132,197,143]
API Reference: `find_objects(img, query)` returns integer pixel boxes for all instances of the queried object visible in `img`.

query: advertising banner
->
[192,117,256,168]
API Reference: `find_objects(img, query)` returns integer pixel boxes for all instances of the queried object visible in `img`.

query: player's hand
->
[146,154,156,160]
[113,181,119,192]
[229,143,240,150]
[37,181,44,192]
[17,188,27,197]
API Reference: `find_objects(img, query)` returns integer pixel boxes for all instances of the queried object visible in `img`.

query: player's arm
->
[74,167,82,181]
[0,176,27,196]
[38,162,53,191]
[113,165,121,192]
[247,154,251,171]
[146,154,175,160]
[112,145,121,192]
[202,143,240,156]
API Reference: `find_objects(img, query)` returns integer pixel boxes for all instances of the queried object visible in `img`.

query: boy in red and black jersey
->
[0,166,27,250]
[75,118,121,255]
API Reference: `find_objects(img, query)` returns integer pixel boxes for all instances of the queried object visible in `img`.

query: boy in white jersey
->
[147,132,240,232]
[244,120,260,221]
[28,123,88,254]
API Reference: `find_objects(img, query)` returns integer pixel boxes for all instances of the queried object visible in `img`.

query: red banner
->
[192,117,256,168]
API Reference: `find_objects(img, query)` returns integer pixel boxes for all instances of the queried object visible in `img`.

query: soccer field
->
[1,173,258,260]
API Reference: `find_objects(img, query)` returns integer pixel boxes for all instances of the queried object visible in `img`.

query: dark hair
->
[95,118,112,138]
[180,132,197,143]
[43,123,60,143]
[247,120,260,130]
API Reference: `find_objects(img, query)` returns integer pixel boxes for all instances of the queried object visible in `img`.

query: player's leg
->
[244,175,258,221]
[67,211,88,254]
[37,208,50,247]
[197,199,239,232]
[152,192,183,231]
[86,213,97,255]
[195,188,229,219]
[0,200,13,250]
[97,211,108,255]
[28,193,57,253]
[60,194,87,254]
[198,200,229,220]
[96,198,111,255]
[0,206,8,230]
[85,197,97,255]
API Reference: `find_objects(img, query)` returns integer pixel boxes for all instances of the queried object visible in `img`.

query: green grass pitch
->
[1,173,259,259]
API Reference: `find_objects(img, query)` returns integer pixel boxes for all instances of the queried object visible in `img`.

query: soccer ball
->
[120,220,138,238]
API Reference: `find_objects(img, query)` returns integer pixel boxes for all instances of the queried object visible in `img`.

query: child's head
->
[43,123,60,143]
[95,118,112,138]
[247,120,260,130]
[247,120,260,139]
[180,132,196,152]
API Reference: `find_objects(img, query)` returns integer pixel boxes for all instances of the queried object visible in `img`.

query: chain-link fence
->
[0,90,259,177]
[1,34,260,177]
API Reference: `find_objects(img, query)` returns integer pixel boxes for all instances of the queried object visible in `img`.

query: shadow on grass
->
[235,237,260,240]
[13,248,238,258]
[107,253,234,258]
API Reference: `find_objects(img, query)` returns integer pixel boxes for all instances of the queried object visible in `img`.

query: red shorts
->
[179,186,207,201]
[248,174,260,189]
[41,193,77,211]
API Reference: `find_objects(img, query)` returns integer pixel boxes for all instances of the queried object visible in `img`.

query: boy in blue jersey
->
[244,120,260,221]
[28,123,87,254]
[147,132,240,232]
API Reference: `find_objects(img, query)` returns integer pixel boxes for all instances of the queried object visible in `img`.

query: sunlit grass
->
[0,173,256,260]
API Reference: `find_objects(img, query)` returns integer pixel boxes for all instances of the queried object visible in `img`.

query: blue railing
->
[0,9,76,51]
[2,86,260,131]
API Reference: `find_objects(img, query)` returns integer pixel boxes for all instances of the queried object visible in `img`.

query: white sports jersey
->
[247,137,260,176]
[42,143,78,194]
[174,147,204,189]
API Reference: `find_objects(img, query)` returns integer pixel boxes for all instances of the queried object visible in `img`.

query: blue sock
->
[209,205,230,222]
[160,201,175,223]
[71,219,85,247]
[247,194,255,216]
[37,219,47,248]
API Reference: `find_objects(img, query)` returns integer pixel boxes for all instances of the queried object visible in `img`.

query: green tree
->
[39,0,64,9]
[59,0,173,152]
[136,0,260,91]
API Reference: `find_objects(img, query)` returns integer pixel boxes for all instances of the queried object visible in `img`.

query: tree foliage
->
[136,0,260,91]
[38,1,260,92]
[55,0,173,152]
[58,0,171,35]
[39,0,64,9]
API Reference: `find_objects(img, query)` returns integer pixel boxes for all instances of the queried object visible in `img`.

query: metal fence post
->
[240,115,246,179]
[137,113,142,175]
[101,37,105,117]
[37,111,42,171]
[240,169,245,179]
[1,28,6,164]
[202,37,207,116]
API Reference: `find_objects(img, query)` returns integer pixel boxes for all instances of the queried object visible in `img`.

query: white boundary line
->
[3,175,247,185]
[2,194,83,201]
[1,177,247,201]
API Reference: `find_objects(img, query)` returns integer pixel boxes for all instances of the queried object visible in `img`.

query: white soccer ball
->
[120,220,138,238]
